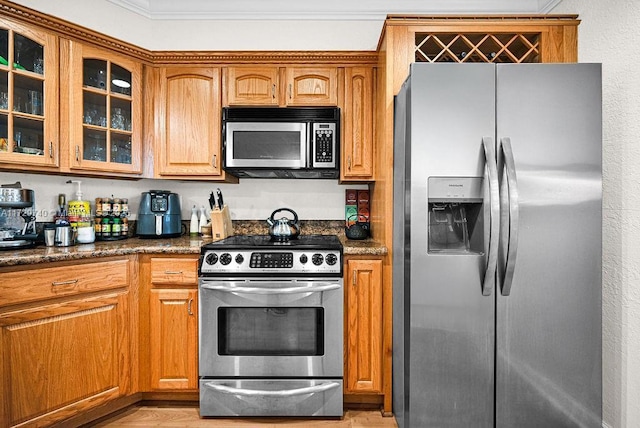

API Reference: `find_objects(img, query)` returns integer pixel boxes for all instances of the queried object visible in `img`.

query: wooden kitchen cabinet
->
[285,67,338,105]
[0,257,134,428]
[341,67,375,180]
[344,257,383,394]
[153,66,226,179]
[0,17,59,170]
[225,66,279,105]
[61,40,143,176]
[149,288,198,390]
[141,255,199,391]
[224,66,338,106]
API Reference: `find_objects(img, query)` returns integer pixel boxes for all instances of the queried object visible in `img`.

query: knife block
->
[210,205,233,241]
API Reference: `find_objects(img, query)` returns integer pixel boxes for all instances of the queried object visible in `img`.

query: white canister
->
[76,226,96,244]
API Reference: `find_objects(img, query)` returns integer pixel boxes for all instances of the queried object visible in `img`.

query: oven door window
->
[218,307,324,356]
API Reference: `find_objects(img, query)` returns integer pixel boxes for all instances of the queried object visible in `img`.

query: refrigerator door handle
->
[499,137,520,296]
[482,136,500,296]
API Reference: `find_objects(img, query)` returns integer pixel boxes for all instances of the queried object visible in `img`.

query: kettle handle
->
[269,207,299,224]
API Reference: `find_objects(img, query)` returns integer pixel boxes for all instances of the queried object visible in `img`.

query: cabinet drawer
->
[150,257,198,286]
[0,259,130,307]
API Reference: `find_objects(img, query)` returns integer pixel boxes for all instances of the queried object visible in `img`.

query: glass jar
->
[112,217,121,235]
[121,217,129,237]
[101,217,112,238]
[112,198,121,216]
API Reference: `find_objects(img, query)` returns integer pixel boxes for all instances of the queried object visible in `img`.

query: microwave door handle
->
[204,381,340,397]
[200,282,341,295]
[303,124,310,168]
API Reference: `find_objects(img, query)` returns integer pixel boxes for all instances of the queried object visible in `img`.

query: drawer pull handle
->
[164,271,183,275]
[52,279,79,287]
[188,298,194,315]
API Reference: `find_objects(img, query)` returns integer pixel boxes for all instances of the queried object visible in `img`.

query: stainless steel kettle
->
[266,208,300,241]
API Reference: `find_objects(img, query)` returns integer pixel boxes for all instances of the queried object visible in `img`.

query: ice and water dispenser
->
[427,177,485,254]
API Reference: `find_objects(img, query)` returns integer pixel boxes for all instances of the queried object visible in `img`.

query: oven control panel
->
[200,249,342,275]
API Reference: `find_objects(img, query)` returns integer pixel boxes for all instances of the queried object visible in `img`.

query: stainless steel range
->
[198,234,344,417]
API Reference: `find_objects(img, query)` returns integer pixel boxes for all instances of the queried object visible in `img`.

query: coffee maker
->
[0,182,37,249]
[136,190,182,238]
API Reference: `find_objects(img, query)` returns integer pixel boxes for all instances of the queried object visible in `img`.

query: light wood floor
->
[93,405,398,427]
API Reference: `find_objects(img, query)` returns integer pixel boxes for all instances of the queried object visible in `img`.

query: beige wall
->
[551,1,640,427]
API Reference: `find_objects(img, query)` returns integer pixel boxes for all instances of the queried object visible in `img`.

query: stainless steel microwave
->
[222,107,340,179]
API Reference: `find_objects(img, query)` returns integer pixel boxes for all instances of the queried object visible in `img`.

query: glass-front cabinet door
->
[0,20,59,168]
[67,42,141,174]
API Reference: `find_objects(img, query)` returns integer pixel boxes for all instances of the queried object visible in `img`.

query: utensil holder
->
[210,205,233,241]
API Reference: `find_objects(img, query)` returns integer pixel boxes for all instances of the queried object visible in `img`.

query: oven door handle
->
[204,381,340,397]
[200,282,341,295]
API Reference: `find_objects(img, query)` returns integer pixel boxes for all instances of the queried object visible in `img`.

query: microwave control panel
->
[312,122,337,168]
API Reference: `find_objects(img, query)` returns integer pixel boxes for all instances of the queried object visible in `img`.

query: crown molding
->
[106,0,556,21]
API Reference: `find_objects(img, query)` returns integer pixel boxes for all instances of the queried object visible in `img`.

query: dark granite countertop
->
[0,221,387,267]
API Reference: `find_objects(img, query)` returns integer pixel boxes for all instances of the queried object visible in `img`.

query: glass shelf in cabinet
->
[13,34,43,75]
[83,58,108,91]
[14,74,44,116]
[0,29,8,67]
[13,116,44,155]
[0,71,7,110]
[83,91,107,127]
[110,63,132,96]
[82,128,107,162]
[0,113,7,152]
[111,134,132,164]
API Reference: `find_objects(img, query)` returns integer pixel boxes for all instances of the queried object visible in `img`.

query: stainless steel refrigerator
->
[392,63,602,428]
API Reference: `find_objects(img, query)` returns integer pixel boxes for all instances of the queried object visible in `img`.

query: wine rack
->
[415,33,540,63]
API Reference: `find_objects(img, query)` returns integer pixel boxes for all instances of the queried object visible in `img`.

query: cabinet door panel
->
[226,66,278,105]
[65,42,142,175]
[149,289,198,390]
[342,67,374,180]
[157,67,222,176]
[345,259,383,393]
[286,67,337,105]
[0,293,128,426]
[0,19,59,169]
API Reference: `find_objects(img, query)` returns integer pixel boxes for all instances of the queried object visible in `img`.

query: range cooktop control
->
[200,249,342,275]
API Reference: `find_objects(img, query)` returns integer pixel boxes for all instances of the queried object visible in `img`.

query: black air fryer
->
[136,190,182,238]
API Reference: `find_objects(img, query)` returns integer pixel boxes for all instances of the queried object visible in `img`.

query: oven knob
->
[205,253,218,265]
[235,254,244,264]
[299,254,308,264]
[312,253,324,266]
[325,253,338,266]
[219,253,232,265]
